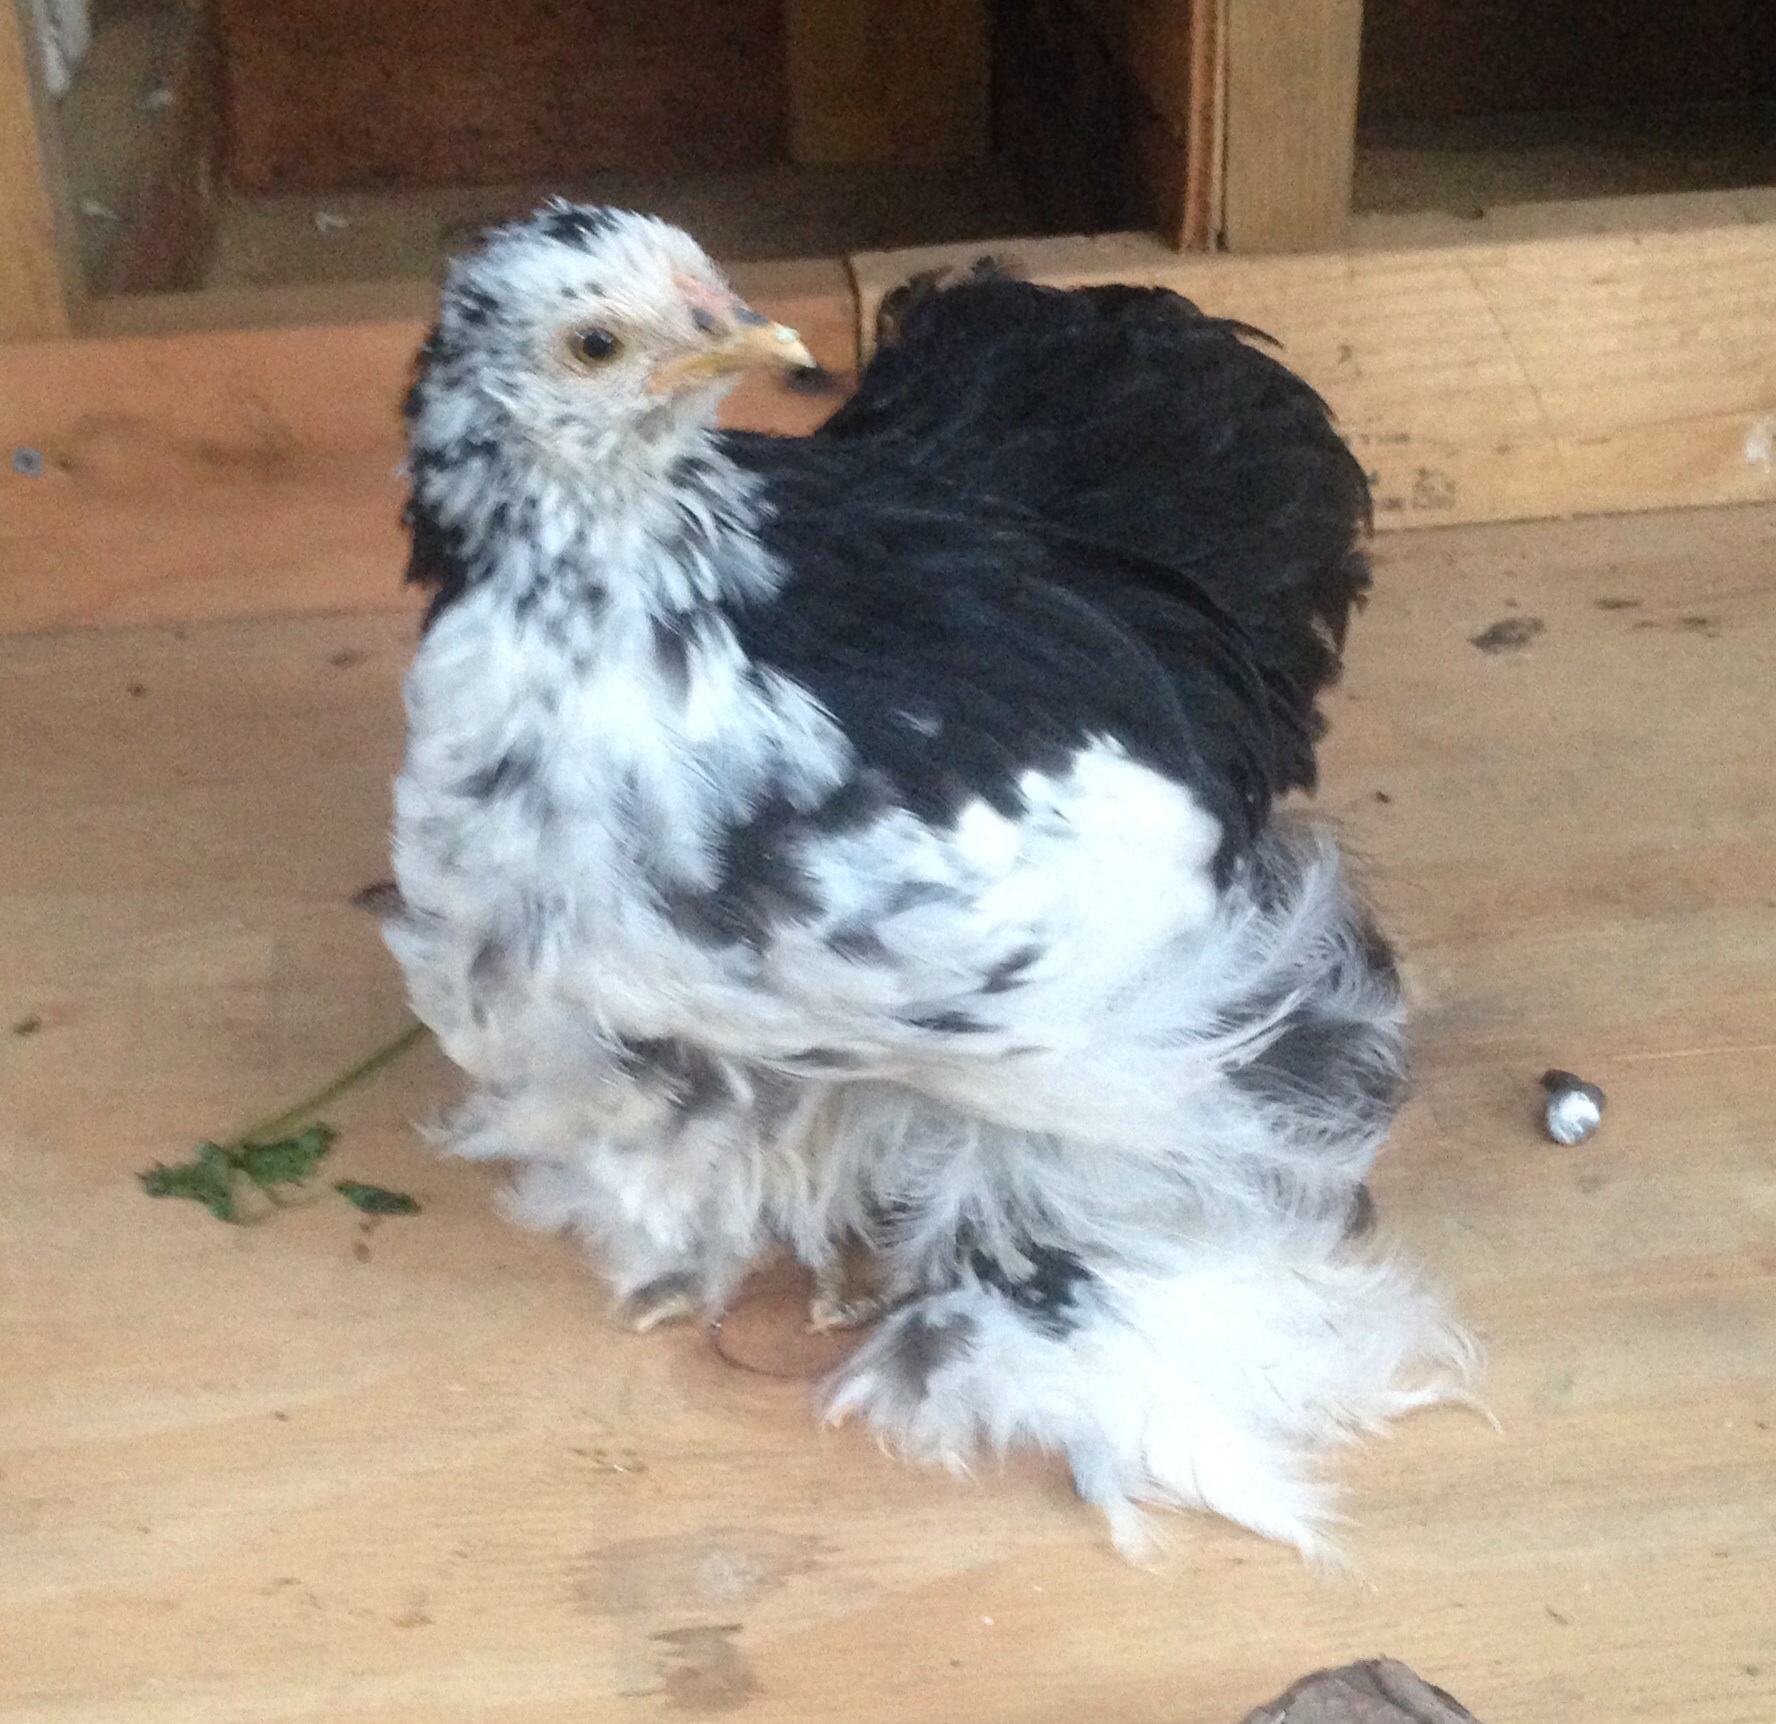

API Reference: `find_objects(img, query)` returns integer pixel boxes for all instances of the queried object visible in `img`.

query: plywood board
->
[12,207,1776,635]
[852,218,1776,527]
[0,261,856,636]
[0,0,76,339]
[1221,0,1363,251]
[3,502,1772,1723]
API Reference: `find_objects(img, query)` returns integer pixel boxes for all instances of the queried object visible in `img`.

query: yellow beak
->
[649,313,818,395]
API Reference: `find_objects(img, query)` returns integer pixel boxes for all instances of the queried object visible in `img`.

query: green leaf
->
[334,1181,421,1216]
[234,1125,336,1189]
[139,1126,336,1224]
[139,1142,237,1221]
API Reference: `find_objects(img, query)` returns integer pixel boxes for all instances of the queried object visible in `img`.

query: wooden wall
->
[217,0,789,193]
[993,0,1214,245]
[1360,0,1776,123]
[786,0,989,166]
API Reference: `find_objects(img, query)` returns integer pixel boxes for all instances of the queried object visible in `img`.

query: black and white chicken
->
[388,205,1469,1560]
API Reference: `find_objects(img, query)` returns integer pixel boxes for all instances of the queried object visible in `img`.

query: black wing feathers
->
[818,272,1371,784]
[720,436,1302,874]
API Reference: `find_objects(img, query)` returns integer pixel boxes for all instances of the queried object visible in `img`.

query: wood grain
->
[785,0,990,166]
[0,0,76,339]
[92,2,221,298]
[0,262,855,636]
[216,0,787,195]
[1222,0,1363,252]
[852,217,1776,527]
[3,502,1772,1723]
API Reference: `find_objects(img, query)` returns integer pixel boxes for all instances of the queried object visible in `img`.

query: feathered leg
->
[441,1037,781,1327]
[825,1216,1471,1561]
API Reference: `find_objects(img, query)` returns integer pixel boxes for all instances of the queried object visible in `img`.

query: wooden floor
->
[2,503,1773,1723]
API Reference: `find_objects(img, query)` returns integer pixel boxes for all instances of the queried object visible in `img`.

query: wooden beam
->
[0,262,856,636]
[852,215,1776,528]
[1221,0,1362,251]
[785,0,990,167]
[0,0,78,339]
[1181,0,1226,250]
[1349,184,1776,252]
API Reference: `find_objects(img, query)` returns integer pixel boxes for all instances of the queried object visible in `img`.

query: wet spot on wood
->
[782,363,840,396]
[652,1624,760,1714]
[1469,617,1545,654]
[578,1528,823,1618]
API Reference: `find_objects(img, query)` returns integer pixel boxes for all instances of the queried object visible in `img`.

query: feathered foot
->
[808,1234,898,1333]
[825,1230,1475,1563]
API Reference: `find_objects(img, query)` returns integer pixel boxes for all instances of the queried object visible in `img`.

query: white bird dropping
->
[1542,1069,1604,1144]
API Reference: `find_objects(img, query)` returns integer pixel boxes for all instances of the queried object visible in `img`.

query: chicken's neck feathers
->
[404,419,851,879]
[410,398,780,632]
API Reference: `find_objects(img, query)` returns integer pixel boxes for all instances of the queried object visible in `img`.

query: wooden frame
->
[0,0,78,339]
[3,3,1775,639]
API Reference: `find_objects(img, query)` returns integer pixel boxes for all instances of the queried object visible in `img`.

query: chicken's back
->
[817,269,1371,795]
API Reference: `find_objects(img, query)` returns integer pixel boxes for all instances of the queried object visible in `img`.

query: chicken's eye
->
[571,328,620,364]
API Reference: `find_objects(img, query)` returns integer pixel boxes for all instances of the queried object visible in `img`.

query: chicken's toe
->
[621,1272,703,1332]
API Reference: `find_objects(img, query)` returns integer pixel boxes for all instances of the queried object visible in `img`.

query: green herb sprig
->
[139,1020,429,1224]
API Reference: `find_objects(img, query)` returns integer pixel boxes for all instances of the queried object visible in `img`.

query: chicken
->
[387,204,1469,1561]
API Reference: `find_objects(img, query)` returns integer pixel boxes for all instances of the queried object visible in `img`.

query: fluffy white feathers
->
[388,205,1471,1561]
